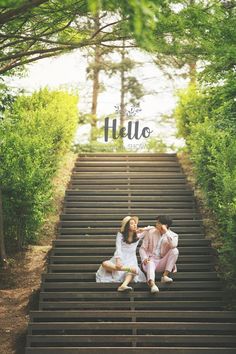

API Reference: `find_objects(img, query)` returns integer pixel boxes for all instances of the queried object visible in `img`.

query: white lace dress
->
[96,231,146,283]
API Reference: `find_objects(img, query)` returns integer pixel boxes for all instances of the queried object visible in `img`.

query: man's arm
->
[164,229,178,248]
[139,231,150,262]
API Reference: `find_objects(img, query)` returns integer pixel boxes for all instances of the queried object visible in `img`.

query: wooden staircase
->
[25,153,236,353]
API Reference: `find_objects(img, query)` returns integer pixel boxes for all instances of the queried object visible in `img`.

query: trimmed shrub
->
[0,88,78,249]
[174,84,236,301]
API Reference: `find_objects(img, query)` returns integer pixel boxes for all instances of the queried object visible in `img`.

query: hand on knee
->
[102,261,108,268]
[170,248,179,257]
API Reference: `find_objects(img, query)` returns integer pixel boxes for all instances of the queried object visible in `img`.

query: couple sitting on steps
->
[96,215,179,294]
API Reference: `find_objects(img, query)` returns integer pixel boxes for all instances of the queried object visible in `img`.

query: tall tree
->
[87,13,105,141]
[86,35,145,140]
[85,12,138,141]
[119,39,126,128]
[116,41,145,128]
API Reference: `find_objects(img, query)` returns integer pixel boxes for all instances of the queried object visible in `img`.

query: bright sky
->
[6,48,187,151]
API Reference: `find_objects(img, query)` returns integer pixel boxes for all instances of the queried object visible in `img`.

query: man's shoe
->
[150,284,159,293]
[161,275,173,283]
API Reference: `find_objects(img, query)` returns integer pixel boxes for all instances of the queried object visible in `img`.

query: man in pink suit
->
[139,215,179,294]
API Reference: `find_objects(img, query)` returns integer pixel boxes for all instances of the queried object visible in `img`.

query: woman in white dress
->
[96,215,147,291]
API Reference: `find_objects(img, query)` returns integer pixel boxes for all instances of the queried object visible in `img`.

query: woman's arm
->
[114,232,123,268]
[137,226,154,239]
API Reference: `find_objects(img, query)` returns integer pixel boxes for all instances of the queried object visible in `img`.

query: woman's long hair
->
[121,219,139,244]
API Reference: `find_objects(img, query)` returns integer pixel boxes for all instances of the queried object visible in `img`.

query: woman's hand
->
[143,258,150,266]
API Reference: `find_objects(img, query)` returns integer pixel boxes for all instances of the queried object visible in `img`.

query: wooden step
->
[56,234,206,239]
[28,321,233,334]
[25,348,236,354]
[29,310,236,322]
[59,220,202,227]
[62,202,195,209]
[76,156,178,160]
[59,219,203,227]
[77,153,177,158]
[74,166,183,172]
[77,156,178,161]
[51,246,213,256]
[41,281,222,292]
[69,184,192,190]
[63,209,199,216]
[49,255,214,264]
[74,167,182,172]
[72,171,184,176]
[42,272,220,282]
[60,213,201,220]
[58,227,201,235]
[39,291,223,304]
[64,195,195,202]
[74,161,180,166]
[39,300,223,311]
[65,189,193,196]
[53,239,210,247]
[47,263,215,272]
[70,179,187,186]
[26,334,236,348]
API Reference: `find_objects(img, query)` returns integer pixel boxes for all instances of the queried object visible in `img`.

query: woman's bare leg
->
[121,273,134,287]
[101,261,117,273]
[102,261,138,275]
[118,273,134,291]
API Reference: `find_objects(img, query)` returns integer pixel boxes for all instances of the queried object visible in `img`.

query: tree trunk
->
[189,60,197,85]
[188,0,197,85]
[0,187,7,265]
[90,15,101,141]
[120,39,126,128]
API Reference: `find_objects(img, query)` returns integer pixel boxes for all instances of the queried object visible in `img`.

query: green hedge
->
[0,88,78,250]
[174,84,236,300]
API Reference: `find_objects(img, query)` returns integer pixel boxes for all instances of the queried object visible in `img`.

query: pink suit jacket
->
[139,227,179,272]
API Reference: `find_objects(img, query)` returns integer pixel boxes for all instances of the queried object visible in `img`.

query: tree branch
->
[0,50,67,74]
[0,17,75,50]
[90,18,127,40]
[0,0,49,25]
[0,33,73,48]
[0,45,70,62]
[100,43,137,48]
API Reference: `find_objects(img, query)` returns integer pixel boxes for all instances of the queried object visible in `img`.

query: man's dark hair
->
[156,215,172,228]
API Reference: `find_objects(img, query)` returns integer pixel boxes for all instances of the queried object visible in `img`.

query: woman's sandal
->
[117,285,133,292]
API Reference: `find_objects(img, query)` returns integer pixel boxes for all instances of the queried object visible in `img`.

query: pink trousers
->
[142,248,179,282]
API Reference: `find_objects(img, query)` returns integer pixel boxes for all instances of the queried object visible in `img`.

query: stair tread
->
[25,348,236,354]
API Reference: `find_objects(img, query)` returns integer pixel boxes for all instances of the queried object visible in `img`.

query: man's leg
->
[142,259,156,283]
[142,259,159,293]
[155,248,179,282]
